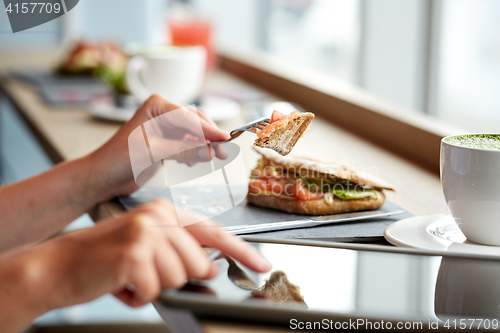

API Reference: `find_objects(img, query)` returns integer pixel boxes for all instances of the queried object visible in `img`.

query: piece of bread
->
[247,191,386,215]
[254,112,314,156]
[251,271,307,309]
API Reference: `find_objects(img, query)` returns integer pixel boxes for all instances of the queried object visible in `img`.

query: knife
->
[224,209,405,235]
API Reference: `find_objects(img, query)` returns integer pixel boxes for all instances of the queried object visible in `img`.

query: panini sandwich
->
[248,148,395,215]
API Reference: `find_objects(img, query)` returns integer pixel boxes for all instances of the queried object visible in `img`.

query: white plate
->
[384,214,500,258]
[89,96,239,123]
[88,103,135,122]
[200,96,240,122]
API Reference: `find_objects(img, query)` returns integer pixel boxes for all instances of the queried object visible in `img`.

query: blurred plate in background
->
[199,95,240,122]
[88,102,135,122]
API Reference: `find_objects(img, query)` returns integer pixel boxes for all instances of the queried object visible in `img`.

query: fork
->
[211,117,270,146]
[205,249,259,291]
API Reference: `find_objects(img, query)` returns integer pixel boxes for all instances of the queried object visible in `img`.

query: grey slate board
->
[118,188,412,243]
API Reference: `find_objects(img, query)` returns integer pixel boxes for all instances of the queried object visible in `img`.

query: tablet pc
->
[160,239,500,331]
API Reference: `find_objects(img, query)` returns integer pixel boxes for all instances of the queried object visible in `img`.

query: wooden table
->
[0,49,448,333]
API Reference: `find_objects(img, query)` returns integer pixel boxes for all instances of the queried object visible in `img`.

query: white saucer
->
[384,214,500,258]
[88,103,135,122]
[200,96,240,122]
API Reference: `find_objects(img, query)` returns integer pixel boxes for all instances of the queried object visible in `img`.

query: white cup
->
[441,135,500,246]
[125,44,206,104]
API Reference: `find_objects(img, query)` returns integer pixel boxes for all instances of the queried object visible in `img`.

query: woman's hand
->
[47,199,270,308]
[0,198,271,333]
[0,95,231,254]
[86,94,231,202]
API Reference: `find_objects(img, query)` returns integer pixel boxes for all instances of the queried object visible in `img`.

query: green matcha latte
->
[444,134,500,150]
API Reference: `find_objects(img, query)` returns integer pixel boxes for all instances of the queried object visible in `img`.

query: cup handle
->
[126,56,152,102]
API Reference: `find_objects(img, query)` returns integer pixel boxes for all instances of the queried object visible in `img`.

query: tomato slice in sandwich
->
[291,179,324,200]
[257,111,298,139]
[268,177,291,195]
[270,110,284,123]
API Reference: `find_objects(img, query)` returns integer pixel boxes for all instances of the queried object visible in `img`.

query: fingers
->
[143,199,213,280]
[189,106,230,142]
[149,201,270,273]
[154,241,188,287]
[141,199,269,276]
[203,262,219,280]
[174,107,229,142]
[185,220,272,273]
[113,258,161,307]
[111,198,269,312]
[199,117,230,142]
[106,201,179,307]
[173,140,225,163]
[195,109,229,159]
[161,139,225,164]
[167,228,213,280]
[213,143,229,160]
[173,142,215,164]
[141,94,230,143]
[134,199,214,280]
[196,108,217,127]
[134,95,230,169]
[147,138,215,164]
[142,95,215,128]
[141,94,181,118]
[187,145,215,163]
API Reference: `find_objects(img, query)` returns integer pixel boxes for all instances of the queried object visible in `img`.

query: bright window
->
[193,0,360,83]
[192,0,500,132]
[435,0,500,132]
[265,0,360,83]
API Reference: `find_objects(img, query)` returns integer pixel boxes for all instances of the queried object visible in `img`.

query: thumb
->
[148,138,215,164]
[174,142,215,164]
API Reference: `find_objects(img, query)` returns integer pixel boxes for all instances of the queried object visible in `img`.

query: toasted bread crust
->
[247,191,386,215]
[254,147,395,191]
[254,112,314,156]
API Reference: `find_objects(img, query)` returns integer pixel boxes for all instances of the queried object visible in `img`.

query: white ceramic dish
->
[88,103,135,122]
[384,214,500,258]
[89,96,239,123]
[200,96,240,122]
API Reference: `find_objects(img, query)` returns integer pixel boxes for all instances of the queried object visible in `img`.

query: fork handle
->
[229,130,245,139]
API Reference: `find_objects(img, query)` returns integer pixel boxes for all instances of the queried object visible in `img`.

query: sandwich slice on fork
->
[252,110,314,156]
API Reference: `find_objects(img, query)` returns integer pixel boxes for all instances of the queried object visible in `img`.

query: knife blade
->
[224,209,405,235]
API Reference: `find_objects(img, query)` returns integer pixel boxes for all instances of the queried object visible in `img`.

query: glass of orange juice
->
[168,18,216,71]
